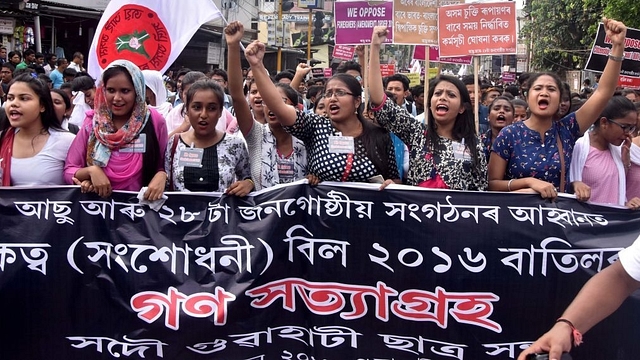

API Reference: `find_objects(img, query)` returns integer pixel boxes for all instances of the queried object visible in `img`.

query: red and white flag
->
[87,0,223,78]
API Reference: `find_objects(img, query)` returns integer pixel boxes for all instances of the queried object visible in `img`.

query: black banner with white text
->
[1,183,639,359]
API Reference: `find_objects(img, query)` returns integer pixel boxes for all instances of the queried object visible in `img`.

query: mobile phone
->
[526,353,572,360]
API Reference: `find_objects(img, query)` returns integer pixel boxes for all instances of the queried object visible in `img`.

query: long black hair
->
[427,75,482,170]
[593,96,637,131]
[0,73,62,146]
[329,73,395,178]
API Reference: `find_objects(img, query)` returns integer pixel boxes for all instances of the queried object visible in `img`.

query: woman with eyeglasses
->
[569,96,640,208]
[489,19,627,199]
[244,41,398,185]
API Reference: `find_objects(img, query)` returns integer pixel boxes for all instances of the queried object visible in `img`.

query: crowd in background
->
[0,19,639,209]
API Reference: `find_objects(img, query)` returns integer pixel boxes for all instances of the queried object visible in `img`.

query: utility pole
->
[307,9,312,60]
[220,0,231,70]
[277,0,283,71]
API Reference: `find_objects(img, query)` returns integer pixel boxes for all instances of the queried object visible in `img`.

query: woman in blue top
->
[488,18,627,199]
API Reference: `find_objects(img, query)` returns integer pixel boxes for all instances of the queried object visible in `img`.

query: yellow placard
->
[406,73,421,88]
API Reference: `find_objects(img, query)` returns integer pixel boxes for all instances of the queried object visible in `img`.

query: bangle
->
[245,178,255,187]
[507,179,514,192]
[556,318,583,347]
[608,53,624,62]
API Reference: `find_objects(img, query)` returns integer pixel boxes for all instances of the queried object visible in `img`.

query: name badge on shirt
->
[178,147,204,167]
[452,141,472,162]
[277,157,295,183]
[328,136,355,154]
[120,134,147,153]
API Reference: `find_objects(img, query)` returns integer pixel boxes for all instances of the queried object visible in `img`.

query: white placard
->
[0,18,15,35]
[207,42,222,65]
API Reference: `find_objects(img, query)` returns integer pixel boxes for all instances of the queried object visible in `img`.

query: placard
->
[584,23,640,78]
[334,0,393,45]
[437,2,517,57]
[393,0,461,45]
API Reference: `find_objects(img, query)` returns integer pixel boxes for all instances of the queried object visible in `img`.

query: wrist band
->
[507,179,514,192]
[608,53,624,62]
[556,318,583,347]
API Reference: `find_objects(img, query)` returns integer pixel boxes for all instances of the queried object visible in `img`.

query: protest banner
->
[584,24,640,78]
[1,183,639,359]
[502,71,516,82]
[323,67,333,77]
[393,0,461,45]
[332,44,356,60]
[334,0,393,45]
[406,72,421,87]
[311,67,324,78]
[380,63,396,77]
[619,75,640,89]
[437,2,517,58]
[413,45,473,65]
[87,0,222,78]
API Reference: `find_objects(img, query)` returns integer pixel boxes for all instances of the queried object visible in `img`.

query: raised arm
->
[290,63,311,93]
[368,26,388,106]
[225,21,253,136]
[575,18,626,133]
[244,41,297,126]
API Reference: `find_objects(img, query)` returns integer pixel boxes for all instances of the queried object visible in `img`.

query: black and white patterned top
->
[373,98,487,190]
[165,133,251,192]
[284,111,398,182]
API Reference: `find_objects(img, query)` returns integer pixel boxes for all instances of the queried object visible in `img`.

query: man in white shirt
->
[67,52,85,73]
[43,53,58,75]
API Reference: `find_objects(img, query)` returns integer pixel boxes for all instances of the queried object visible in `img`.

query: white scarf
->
[570,131,626,205]
[631,142,640,166]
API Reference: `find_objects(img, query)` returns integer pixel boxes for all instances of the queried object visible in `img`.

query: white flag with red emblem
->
[87,0,223,78]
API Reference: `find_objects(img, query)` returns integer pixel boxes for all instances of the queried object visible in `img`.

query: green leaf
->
[115,30,151,59]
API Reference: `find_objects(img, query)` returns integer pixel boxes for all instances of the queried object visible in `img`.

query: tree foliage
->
[522,0,604,75]
[588,0,640,30]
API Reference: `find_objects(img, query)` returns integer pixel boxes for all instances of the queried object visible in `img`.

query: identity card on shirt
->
[120,134,147,153]
[178,148,204,167]
[452,140,472,161]
[328,136,355,154]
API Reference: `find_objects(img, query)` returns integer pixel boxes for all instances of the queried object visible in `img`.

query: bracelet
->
[608,53,624,62]
[556,318,583,347]
[245,178,255,187]
[507,179,514,192]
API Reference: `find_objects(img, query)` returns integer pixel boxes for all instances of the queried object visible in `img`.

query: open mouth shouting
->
[328,104,340,116]
[537,99,549,111]
[7,109,22,121]
[434,104,449,116]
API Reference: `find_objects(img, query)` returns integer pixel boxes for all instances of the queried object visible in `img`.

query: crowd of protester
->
[1,18,640,360]
[0,19,639,210]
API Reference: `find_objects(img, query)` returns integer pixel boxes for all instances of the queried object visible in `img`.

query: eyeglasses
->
[607,118,637,133]
[324,89,354,98]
